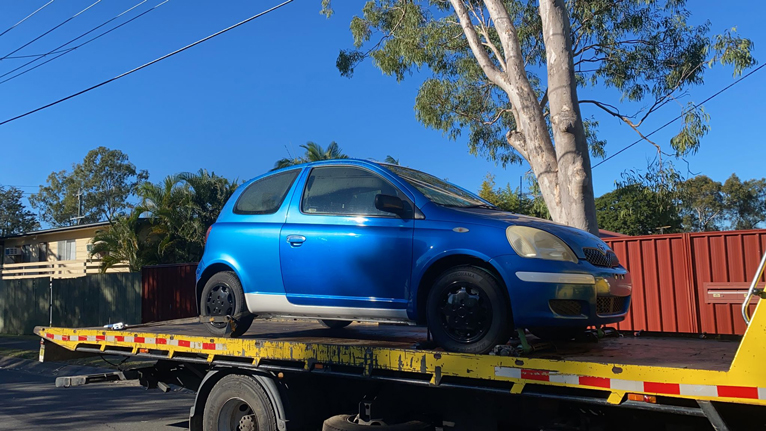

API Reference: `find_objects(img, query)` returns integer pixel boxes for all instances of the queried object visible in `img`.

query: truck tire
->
[323,414,432,431]
[426,266,511,354]
[200,271,253,338]
[319,320,352,329]
[203,374,277,431]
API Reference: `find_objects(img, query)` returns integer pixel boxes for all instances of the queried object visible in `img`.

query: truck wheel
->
[319,320,352,329]
[201,271,253,338]
[203,374,277,431]
[426,266,511,354]
[323,414,432,431]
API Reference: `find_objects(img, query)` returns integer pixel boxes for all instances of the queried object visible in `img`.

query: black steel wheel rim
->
[205,284,234,328]
[438,281,492,343]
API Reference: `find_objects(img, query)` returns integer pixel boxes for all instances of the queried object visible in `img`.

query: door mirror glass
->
[375,194,405,214]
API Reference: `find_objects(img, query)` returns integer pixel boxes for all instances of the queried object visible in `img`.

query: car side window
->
[234,170,300,214]
[301,166,410,217]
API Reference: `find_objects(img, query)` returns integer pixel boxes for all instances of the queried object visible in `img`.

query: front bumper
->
[490,254,632,328]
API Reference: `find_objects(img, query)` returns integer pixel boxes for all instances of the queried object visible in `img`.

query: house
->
[0,222,127,278]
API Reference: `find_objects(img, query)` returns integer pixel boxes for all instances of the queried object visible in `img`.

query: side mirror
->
[375,194,405,215]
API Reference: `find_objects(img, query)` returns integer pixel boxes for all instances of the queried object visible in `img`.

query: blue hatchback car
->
[196,159,631,353]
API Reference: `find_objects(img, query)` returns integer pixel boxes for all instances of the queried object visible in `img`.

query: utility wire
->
[593,62,766,169]
[0,0,57,39]
[0,0,102,61]
[0,0,149,81]
[1,48,74,60]
[0,0,171,86]
[0,0,294,127]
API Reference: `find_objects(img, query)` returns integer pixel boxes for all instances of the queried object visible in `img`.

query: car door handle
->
[286,235,306,247]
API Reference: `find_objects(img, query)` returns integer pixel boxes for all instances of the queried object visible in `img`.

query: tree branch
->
[447,0,506,86]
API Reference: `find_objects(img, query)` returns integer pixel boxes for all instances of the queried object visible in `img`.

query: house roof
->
[0,221,111,240]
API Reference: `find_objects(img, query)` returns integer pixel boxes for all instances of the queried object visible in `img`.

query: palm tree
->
[91,211,151,272]
[384,155,400,165]
[273,141,348,170]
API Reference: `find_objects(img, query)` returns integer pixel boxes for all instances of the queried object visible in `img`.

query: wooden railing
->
[0,260,130,280]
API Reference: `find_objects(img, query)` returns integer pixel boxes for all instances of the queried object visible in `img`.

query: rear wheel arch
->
[190,368,287,431]
[415,254,511,324]
[196,262,238,314]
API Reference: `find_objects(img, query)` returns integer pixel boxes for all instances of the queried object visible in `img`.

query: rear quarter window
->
[234,170,300,215]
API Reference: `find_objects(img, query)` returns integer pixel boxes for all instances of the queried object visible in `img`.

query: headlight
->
[506,226,578,263]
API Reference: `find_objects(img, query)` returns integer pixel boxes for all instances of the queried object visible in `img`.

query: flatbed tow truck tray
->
[36,302,764,408]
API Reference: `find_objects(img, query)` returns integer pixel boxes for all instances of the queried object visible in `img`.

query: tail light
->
[205,225,212,244]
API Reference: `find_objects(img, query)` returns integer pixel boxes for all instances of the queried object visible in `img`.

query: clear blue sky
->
[0,0,764,214]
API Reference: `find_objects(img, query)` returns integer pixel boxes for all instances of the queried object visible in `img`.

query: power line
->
[592,62,766,169]
[0,0,294,127]
[0,0,102,61]
[0,0,57,39]
[0,0,170,86]
[1,48,74,60]
[0,0,150,82]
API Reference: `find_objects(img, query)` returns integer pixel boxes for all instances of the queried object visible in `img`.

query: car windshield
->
[383,164,494,208]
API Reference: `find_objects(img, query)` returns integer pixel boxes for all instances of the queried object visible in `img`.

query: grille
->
[549,299,583,316]
[597,296,627,315]
[583,247,620,268]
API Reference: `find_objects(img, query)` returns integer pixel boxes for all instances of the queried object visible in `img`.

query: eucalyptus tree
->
[326,0,755,234]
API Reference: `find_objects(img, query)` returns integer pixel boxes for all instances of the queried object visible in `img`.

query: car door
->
[279,165,415,312]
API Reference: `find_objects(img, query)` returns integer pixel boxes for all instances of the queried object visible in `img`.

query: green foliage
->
[0,186,39,237]
[478,173,549,219]
[384,155,401,165]
[722,174,766,230]
[677,175,725,231]
[29,147,148,226]
[91,170,239,270]
[595,165,682,236]
[334,0,755,166]
[596,165,766,235]
[274,142,348,170]
[90,211,148,272]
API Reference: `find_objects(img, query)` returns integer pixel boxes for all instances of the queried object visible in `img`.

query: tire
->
[319,320,352,329]
[426,266,511,354]
[203,374,277,431]
[529,326,586,342]
[200,271,253,338]
[323,414,432,431]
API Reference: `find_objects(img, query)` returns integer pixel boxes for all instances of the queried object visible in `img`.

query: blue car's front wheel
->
[426,266,512,354]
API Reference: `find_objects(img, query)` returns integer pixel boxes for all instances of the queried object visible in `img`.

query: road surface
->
[0,357,195,430]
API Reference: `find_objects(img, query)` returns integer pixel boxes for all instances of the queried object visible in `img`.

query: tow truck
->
[35,254,766,430]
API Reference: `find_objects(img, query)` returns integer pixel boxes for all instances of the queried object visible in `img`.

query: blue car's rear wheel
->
[426,266,511,354]
[201,271,253,338]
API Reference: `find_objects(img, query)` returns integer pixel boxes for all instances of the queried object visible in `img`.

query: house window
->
[57,240,76,261]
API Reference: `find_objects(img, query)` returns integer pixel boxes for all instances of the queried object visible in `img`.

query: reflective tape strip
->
[549,373,579,385]
[759,388,766,400]
[494,366,521,379]
[680,384,717,397]
[611,379,643,392]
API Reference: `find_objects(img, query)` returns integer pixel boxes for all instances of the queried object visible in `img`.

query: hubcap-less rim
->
[218,398,255,431]
[205,284,234,329]
[438,282,492,343]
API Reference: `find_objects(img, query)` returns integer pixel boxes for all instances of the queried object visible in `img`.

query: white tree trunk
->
[538,0,598,234]
[448,0,599,235]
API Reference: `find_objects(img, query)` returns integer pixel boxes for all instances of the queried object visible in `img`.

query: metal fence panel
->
[52,273,141,328]
[141,264,197,323]
[0,278,50,334]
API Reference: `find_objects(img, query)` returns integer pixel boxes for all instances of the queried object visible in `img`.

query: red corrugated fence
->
[142,263,197,323]
[605,230,764,335]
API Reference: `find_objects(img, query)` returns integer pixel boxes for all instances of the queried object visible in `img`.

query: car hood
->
[443,207,609,258]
